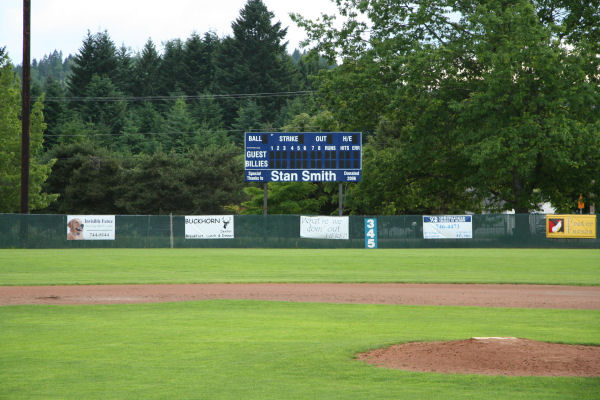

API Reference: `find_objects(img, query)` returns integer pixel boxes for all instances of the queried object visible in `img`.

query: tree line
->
[1,0,598,216]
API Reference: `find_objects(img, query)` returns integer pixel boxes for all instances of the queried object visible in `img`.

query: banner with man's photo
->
[185,216,234,239]
[66,215,115,240]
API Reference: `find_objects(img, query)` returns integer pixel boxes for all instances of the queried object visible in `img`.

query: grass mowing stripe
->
[1,248,599,286]
[1,301,598,400]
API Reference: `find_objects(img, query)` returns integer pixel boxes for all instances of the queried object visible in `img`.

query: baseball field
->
[1,248,599,399]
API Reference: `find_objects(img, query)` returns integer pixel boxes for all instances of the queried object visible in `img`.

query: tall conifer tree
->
[68,31,118,98]
[159,39,185,96]
[183,32,220,95]
[133,39,161,97]
[214,0,300,127]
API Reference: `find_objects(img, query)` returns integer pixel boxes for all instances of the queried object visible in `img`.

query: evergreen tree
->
[213,36,246,127]
[275,96,316,128]
[214,0,301,126]
[41,140,99,213]
[41,76,69,150]
[51,114,92,146]
[191,91,224,130]
[115,151,190,214]
[115,144,244,214]
[291,48,302,63]
[18,50,70,88]
[67,31,119,98]
[132,39,161,97]
[187,143,246,213]
[81,74,127,141]
[38,50,67,82]
[63,153,123,214]
[232,100,262,146]
[183,32,220,95]
[113,110,158,155]
[137,101,164,134]
[159,39,185,96]
[161,98,198,152]
[113,44,134,95]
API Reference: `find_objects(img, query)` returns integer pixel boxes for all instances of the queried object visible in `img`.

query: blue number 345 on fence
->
[364,218,377,249]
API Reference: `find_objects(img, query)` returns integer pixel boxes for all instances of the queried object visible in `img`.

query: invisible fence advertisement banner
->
[67,215,115,240]
[423,215,473,239]
[185,216,234,239]
[300,216,349,239]
[546,214,596,239]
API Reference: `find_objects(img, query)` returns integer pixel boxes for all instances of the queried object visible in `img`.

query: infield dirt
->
[1,283,599,308]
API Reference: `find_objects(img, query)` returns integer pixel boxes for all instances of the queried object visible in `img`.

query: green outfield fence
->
[0,213,598,249]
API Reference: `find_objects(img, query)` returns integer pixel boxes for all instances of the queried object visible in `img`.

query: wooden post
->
[20,0,31,214]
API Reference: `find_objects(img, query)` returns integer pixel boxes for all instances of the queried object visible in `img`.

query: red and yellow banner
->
[546,215,596,239]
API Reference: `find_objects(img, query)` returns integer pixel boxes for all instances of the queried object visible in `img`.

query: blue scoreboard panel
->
[245,132,362,182]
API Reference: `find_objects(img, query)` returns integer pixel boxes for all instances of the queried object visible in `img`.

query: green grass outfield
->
[1,301,599,400]
[0,248,599,285]
[1,248,599,399]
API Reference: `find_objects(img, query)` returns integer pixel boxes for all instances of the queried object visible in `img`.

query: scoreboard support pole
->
[263,183,268,215]
[338,183,343,216]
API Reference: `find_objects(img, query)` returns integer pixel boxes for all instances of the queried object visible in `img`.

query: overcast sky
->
[1,0,338,64]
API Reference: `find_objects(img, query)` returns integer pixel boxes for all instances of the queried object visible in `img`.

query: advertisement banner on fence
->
[67,215,115,240]
[185,216,234,239]
[423,215,472,239]
[300,216,349,240]
[546,214,596,239]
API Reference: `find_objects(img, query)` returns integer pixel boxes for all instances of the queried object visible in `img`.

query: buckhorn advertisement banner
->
[185,216,234,239]
[546,214,596,239]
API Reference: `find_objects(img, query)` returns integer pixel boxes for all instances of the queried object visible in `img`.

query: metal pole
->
[263,183,268,246]
[263,183,268,216]
[20,0,31,214]
[338,183,343,216]
[169,213,174,248]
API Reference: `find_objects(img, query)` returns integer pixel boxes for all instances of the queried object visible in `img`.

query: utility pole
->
[20,0,31,214]
[338,183,343,216]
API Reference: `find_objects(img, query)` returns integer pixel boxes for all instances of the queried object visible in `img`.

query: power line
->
[45,130,241,137]
[47,154,240,161]
[39,90,317,103]
[43,126,324,138]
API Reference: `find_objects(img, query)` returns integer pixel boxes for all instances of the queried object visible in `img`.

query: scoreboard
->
[244,132,362,182]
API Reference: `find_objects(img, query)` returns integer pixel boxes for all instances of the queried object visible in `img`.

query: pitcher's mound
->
[357,337,600,376]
